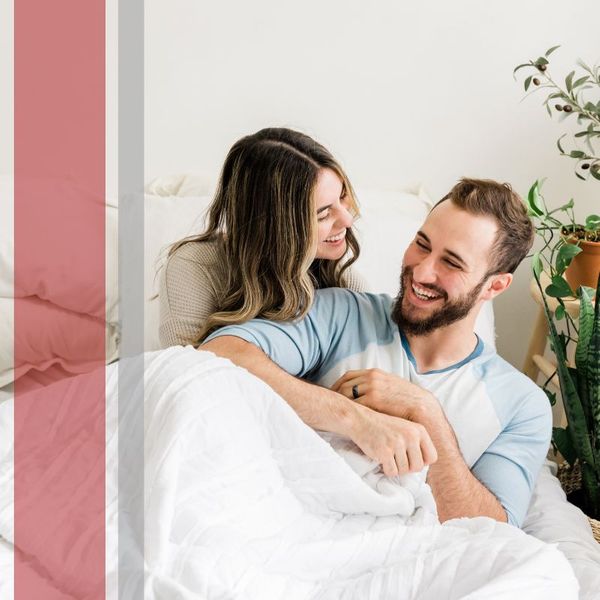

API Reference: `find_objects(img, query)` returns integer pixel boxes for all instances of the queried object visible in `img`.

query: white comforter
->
[0,347,582,598]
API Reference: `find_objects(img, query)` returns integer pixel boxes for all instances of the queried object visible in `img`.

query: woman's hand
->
[332,368,441,422]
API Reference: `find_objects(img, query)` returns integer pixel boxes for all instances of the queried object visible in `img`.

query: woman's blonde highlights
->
[168,128,360,343]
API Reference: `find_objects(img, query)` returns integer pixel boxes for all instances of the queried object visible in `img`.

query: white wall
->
[146,0,599,369]
[4,2,597,370]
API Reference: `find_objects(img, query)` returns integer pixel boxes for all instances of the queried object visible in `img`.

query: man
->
[202,178,551,528]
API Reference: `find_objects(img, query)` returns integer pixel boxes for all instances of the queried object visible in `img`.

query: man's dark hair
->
[433,178,534,274]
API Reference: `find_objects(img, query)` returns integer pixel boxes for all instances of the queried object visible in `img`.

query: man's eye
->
[416,240,429,251]
[444,259,461,269]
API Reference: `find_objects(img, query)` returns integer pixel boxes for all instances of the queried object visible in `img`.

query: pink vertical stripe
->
[14,1,106,598]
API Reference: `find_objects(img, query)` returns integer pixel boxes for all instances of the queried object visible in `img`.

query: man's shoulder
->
[474,349,550,424]
[313,288,393,312]
[311,289,395,331]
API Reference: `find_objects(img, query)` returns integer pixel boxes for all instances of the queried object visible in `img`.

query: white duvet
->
[0,347,584,598]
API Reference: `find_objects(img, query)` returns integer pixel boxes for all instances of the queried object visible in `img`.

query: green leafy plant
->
[526,181,600,311]
[518,47,600,517]
[514,45,600,181]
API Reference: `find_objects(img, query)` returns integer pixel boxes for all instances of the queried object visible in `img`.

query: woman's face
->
[314,168,354,260]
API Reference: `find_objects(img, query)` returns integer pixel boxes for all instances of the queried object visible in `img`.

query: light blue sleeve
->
[203,288,359,377]
[471,389,552,527]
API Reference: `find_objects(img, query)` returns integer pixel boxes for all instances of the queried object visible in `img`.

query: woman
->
[159,127,363,347]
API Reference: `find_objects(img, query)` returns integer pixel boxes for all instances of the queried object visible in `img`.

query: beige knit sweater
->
[158,238,365,348]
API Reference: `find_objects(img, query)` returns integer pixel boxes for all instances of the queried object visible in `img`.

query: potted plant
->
[515,46,600,290]
[525,182,600,519]
[517,48,600,522]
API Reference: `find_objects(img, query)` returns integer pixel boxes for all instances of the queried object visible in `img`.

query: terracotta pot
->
[565,238,600,291]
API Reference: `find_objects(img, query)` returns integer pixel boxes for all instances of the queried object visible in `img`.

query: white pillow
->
[145,173,214,198]
[0,297,119,388]
[0,176,119,387]
[0,176,117,321]
[353,185,433,296]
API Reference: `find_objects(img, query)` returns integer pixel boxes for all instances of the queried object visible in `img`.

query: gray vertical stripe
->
[118,0,145,597]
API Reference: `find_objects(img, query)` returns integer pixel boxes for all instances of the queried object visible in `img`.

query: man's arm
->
[201,336,437,477]
[332,369,507,522]
[414,403,507,523]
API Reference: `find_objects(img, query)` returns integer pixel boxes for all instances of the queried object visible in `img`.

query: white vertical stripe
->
[0,0,13,597]
[105,4,118,595]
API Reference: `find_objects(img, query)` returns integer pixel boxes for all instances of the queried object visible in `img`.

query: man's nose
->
[412,256,438,284]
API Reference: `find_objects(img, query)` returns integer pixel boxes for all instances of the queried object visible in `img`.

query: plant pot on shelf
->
[562,236,600,291]
[557,461,600,543]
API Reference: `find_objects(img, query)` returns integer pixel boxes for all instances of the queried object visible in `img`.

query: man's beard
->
[391,265,487,336]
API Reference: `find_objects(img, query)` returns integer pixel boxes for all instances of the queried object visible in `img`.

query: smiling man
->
[202,178,550,528]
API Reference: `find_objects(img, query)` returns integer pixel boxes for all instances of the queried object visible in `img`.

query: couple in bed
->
[159,127,549,529]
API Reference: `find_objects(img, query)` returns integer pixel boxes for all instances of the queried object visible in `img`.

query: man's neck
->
[404,317,480,373]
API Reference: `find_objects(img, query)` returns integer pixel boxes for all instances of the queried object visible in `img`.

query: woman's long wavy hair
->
[168,127,360,343]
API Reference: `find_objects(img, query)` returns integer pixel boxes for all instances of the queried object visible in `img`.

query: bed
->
[1,174,599,598]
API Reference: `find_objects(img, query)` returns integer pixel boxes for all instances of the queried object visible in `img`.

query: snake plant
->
[528,179,600,517]
[532,257,600,518]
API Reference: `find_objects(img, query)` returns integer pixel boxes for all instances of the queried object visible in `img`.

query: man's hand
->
[333,367,507,522]
[332,368,441,422]
[344,404,438,476]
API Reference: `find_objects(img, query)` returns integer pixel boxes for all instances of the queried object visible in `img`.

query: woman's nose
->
[336,206,354,228]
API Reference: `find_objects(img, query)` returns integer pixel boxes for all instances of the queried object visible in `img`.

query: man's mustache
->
[402,267,448,300]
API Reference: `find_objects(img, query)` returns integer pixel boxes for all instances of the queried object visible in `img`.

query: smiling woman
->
[158,128,364,347]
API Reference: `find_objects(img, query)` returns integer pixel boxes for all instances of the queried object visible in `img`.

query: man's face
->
[392,200,499,336]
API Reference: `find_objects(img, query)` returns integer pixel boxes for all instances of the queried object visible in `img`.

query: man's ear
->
[481,273,512,301]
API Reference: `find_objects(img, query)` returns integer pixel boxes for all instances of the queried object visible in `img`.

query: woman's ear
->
[481,273,512,301]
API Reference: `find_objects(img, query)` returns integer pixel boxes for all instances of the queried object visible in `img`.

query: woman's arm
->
[158,242,220,347]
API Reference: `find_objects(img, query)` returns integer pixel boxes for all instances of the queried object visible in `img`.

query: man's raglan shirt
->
[206,289,552,527]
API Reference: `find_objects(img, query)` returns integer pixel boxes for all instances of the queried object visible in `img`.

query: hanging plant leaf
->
[545,45,561,57]
[545,275,574,298]
[556,243,583,273]
[527,181,544,216]
[585,215,600,231]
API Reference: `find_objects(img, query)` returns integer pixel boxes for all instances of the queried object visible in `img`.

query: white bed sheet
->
[1,355,598,597]
[0,383,12,405]
[523,460,600,599]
